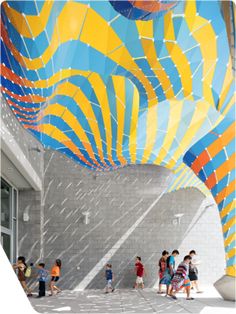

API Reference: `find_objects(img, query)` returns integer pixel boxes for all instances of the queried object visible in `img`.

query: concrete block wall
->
[18,190,43,263]
[39,150,225,290]
[42,150,173,289]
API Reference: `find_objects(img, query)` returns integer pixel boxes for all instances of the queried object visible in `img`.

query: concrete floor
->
[30,287,235,314]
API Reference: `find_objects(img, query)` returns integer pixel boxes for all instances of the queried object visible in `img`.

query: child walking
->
[13,256,32,297]
[159,249,179,296]
[170,255,194,300]
[134,256,145,289]
[105,264,115,293]
[49,259,62,296]
[157,250,169,294]
[37,263,48,298]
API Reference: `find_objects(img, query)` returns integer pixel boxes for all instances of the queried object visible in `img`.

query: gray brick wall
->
[39,150,225,290]
[18,190,43,263]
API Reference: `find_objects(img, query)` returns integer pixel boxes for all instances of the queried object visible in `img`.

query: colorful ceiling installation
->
[184,117,235,277]
[0,1,235,276]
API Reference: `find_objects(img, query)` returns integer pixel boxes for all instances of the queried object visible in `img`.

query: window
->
[0,177,18,262]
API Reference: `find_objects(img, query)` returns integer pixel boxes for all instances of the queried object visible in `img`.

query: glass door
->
[0,177,18,262]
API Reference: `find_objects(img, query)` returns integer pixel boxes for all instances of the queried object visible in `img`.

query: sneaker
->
[171,295,177,300]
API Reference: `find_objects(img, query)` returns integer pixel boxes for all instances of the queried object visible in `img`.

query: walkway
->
[30,287,235,314]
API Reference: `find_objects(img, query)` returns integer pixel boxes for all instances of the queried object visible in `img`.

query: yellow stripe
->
[112,76,127,165]
[220,200,236,220]
[185,1,216,106]
[73,88,106,166]
[164,12,193,99]
[135,20,175,164]
[80,7,157,108]
[167,100,221,169]
[129,85,139,164]
[168,168,188,191]
[181,173,197,189]
[223,216,236,234]
[226,265,236,277]
[141,106,158,163]
[40,103,98,162]
[221,93,236,116]
[224,232,236,248]
[47,81,107,166]
[41,2,88,65]
[3,1,54,38]
[36,123,94,168]
[175,170,191,190]
[3,2,88,70]
[87,73,114,166]
[226,247,236,259]
[136,20,175,98]
[34,69,91,88]
[218,56,234,111]
[153,100,183,165]
[174,163,186,174]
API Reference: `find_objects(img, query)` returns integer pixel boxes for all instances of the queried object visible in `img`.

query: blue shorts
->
[51,276,59,282]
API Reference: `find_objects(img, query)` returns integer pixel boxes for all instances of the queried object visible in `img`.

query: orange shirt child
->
[51,265,60,277]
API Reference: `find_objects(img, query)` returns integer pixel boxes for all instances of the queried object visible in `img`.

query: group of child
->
[105,250,202,301]
[14,249,201,300]
[157,249,202,300]
[13,256,62,298]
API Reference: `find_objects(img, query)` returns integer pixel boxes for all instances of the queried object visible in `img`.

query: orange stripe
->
[7,99,40,112]
[1,64,34,88]
[24,124,39,131]
[11,108,37,119]
[2,87,45,103]
[205,171,217,189]
[191,149,210,175]
[18,117,36,123]
[215,179,236,204]
[132,0,176,12]
[214,153,236,182]
[1,20,37,71]
[207,122,236,157]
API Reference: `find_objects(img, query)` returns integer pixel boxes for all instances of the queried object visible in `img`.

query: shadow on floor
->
[29,289,235,314]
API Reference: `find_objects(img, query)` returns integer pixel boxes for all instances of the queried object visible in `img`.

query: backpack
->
[25,266,32,278]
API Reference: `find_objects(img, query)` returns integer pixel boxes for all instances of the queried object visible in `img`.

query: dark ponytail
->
[56,259,62,269]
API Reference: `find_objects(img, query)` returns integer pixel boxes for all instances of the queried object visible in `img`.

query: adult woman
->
[157,250,169,294]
